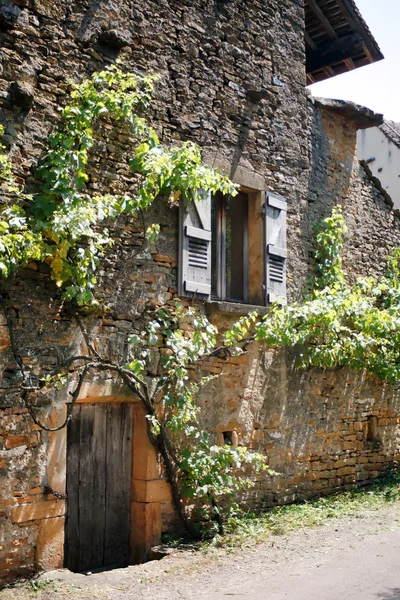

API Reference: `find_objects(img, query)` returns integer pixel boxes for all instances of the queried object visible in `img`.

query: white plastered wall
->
[357,127,400,209]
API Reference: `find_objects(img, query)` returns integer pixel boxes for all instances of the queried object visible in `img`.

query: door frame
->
[35,393,172,572]
[72,395,170,565]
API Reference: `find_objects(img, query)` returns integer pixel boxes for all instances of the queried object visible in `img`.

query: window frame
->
[178,185,287,307]
[212,188,265,306]
[212,191,250,304]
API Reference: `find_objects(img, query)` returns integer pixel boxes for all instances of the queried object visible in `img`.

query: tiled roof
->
[380,121,400,149]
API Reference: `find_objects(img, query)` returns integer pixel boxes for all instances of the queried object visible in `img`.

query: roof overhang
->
[305,0,384,84]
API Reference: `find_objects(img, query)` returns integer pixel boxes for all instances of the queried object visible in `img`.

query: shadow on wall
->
[303,101,358,287]
[376,589,400,600]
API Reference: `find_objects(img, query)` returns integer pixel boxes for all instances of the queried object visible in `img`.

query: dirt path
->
[4,506,400,600]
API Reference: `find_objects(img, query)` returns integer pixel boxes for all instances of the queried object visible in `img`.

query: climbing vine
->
[229,207,400,385]
[0,64,236,305]
[3,64,400,536]
[0,65,265,535]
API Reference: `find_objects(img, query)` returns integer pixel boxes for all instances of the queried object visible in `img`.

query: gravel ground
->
[2,505,400,600]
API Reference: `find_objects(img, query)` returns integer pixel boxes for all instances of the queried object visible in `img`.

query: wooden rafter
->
[306,32,363,73]
[334,0,383,61]
[305,0,337,39]
[305,30,317,50]
[305,0,383,82]
[362,44,374,64]
[323,65,336,78]
[344,57,355,70]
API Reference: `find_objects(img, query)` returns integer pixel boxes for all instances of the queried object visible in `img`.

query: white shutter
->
[265,191,287,304]
[179,190,212,299]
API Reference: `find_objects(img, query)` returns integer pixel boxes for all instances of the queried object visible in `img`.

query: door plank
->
[65,405,81,572]
[89,404,107,569]
[104,403,133,567]
[77,404,95,572]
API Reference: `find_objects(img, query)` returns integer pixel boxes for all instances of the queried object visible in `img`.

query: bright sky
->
[309,0,400,122]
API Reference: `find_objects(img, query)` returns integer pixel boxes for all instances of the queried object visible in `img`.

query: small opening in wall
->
[367,415,378,441]
[223,431,233,445]
[222,430,238,446]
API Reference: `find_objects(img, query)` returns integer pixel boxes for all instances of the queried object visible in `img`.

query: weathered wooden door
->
[65,403,133,572]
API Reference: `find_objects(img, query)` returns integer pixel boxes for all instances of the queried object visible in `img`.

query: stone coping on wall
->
[359,160,394,210]
[311,96,398,221]
[313,97,383,130]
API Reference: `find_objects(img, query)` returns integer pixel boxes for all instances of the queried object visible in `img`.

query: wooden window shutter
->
[179,190,212,299]
[265,191,287,304]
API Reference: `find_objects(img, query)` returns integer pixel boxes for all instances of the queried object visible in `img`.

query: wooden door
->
[65,403,133,572]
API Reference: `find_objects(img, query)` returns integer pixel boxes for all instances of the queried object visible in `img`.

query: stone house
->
[0,0,398,584]
[358,120,400,209]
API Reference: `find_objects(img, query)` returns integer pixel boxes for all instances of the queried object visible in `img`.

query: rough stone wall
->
[195,341,400,510]
[0,0,309,582]
[189,101,400,513]
[0,0,399,585]
[307,101,400,282]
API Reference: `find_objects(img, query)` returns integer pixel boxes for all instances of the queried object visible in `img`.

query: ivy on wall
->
[2,65,400,534]
[0,65,237,305]
[254,208,400,384]
[0,66,264,535]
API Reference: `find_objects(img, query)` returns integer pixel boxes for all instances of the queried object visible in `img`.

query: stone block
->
[132,404,160,481]
[32,0,64,18]
[5,435,30,449]
[35,517,64,571]
[99,29,133,50]
[11,500,65,524]
[46,406,67,496]
[337,467,355,476]
[132,479,172,503]
[130,501,161,563]
[9,81,35,111]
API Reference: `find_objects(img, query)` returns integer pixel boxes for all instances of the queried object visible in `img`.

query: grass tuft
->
[203,471,400,551]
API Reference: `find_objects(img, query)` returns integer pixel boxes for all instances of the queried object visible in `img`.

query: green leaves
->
[0,66,236,306]
[313,206,346,292]
[133,139,237,208]
[125,300,268,520]
[179,444,267,502]
[255,209,400,383]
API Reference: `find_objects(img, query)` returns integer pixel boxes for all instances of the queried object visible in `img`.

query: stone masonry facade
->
[0,0,399,584]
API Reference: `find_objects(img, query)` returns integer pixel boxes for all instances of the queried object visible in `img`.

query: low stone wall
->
[195,339,400,509]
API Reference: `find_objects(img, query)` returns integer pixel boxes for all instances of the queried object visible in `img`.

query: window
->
[365,415,382,448]
[211,191,249,303]
[179,189,287,305]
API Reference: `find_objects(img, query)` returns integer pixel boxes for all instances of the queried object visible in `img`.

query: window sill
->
[205,300,269,317]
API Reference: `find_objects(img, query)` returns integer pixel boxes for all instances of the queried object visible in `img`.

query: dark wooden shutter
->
[179,190,212,299]
[265,191,287,304]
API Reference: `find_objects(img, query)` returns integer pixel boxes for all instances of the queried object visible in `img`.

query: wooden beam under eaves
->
[305,30,317,50]
[306,72,316,84]
[362,44,374,64]
[344,57,355,70]
[306,32,364,73]
[335,0,383,62]
[323,65,336,78]
[305,0,337,39]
